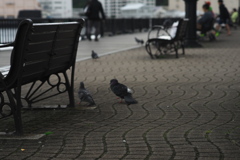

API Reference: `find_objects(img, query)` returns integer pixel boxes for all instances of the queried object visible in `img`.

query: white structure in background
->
[0,0,41,18]
[37,0,72,18]
[99,0,156,18]
[126,0,155,6]
[99,0,127,18]
[120,3,154,18]
[154,7,167,18]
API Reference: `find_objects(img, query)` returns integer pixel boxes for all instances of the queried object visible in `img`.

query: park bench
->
[0,19,84,135]
[145,18,189,59]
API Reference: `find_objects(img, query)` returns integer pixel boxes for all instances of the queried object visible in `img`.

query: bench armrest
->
[0,42,14,48]
[147,25,164,40]
[0,71,4,79]
[148,25,170,40]
[152,25,164,30]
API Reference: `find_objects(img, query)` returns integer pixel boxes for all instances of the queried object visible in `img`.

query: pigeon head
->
[110,79,118,85]
[80,82,85,89]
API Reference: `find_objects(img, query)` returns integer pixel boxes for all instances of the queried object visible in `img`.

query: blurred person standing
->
[215,0,231,36]
[85,0,106,41]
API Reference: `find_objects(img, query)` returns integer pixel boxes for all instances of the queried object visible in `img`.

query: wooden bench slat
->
[32,25,58,33]
[25,51,50,62]
[57,23,79,30]
[28,41,53,53]
[57,31,77,39]
[32,23,79,33]
[54,47,73,56]
[30,32,56,42]
[54,39,75,48]
[30,29,78,42]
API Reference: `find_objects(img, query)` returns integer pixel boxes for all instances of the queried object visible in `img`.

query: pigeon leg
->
[119,99,123,103]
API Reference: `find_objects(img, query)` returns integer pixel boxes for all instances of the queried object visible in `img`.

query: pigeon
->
[78,82,96,106]
[91,50,99,59]
[135,37,144,45]
[110,79,138,105]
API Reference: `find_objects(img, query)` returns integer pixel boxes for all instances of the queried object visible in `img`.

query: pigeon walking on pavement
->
[78,82,96,106]
[91,50,99,59]
[135,37,144,45]
[110,79,138,105]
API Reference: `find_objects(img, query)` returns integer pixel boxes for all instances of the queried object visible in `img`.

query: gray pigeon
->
[135,37,144,45]
[110,79,138,105]
[91,50,99,59]
[78,82,96,106]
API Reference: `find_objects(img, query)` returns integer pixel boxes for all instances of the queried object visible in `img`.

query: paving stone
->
[0,29,240,160]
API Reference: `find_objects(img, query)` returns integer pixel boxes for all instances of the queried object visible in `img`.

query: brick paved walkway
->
[0,29,240,160]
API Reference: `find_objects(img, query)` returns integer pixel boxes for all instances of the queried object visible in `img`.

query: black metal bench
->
[145,18,189,59]
[0,19,84,135]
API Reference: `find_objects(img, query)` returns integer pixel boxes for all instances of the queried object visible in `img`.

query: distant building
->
[99,0,127,18]
[0,0,41,18]
[38,0,72,18]
[120,3,154,18]
[127,0,155,6]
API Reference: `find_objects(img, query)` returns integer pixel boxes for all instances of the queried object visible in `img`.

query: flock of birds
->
[78,37,144,107]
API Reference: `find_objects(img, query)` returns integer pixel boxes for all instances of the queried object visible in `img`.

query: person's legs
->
[87,20,93,41]
[215,19,222,36]
[93,20,101,41]
[225,19,231,35]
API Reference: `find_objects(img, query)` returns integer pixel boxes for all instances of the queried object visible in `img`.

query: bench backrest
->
[173,18,189,41]
[4,19,84,88]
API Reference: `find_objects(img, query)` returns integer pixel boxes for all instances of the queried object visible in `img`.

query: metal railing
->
[0,18,180,44]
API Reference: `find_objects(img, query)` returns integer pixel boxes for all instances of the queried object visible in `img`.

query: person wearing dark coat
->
[215,0,231,35]
[85,0,106,41]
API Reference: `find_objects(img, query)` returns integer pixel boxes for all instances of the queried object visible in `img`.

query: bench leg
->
[0,73,23,135]
[181,41,185,55]
[13,106,23,136]
[14,87,24,135]
[63,71,75,107]
[174,43,179,58]
[145,41,154,59]
[175,49,179,58]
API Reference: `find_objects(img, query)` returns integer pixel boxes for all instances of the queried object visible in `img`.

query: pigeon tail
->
[83,95,95,105]
[124,94,138,105]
